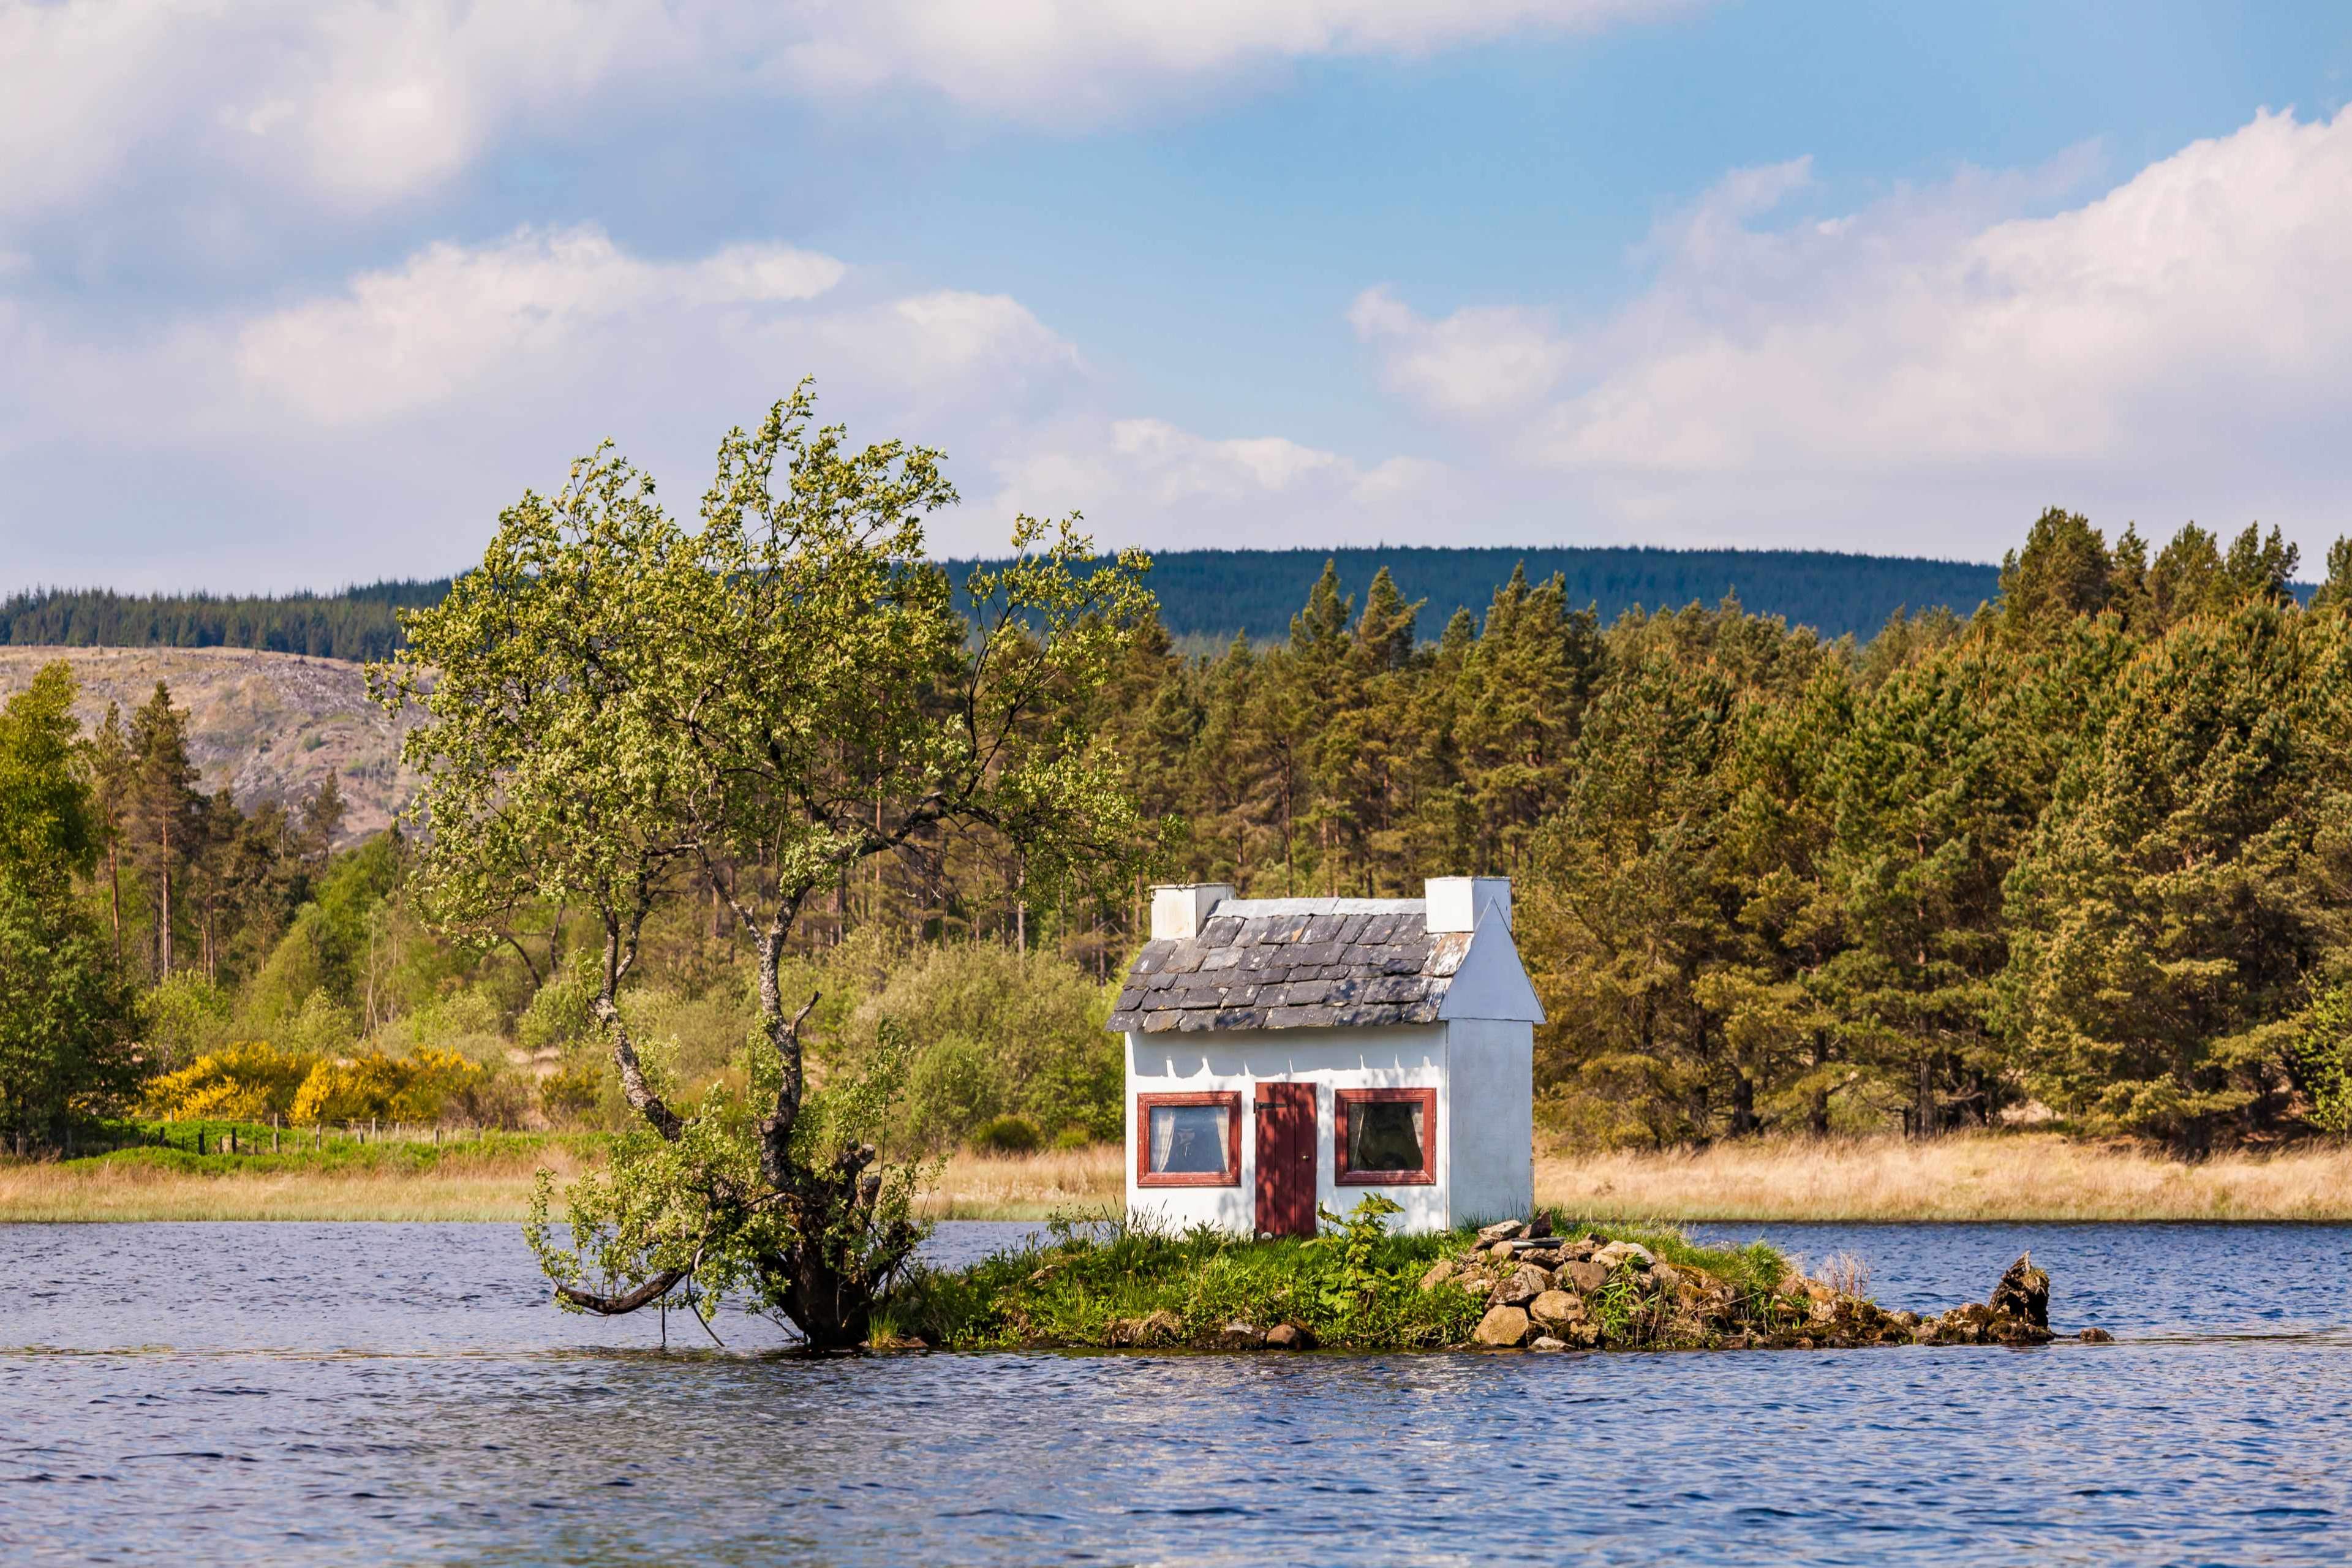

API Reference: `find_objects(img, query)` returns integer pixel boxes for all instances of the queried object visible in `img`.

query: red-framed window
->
[1333,1087,1438,1185]
[1135,1091,1243,1187]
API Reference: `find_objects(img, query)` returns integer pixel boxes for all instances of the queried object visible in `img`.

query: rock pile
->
[1429,1222,2088,1352]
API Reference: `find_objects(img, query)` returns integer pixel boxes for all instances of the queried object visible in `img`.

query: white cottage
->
[1108,876,1544,1237]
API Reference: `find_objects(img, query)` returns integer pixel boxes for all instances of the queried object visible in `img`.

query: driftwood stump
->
[1990,1253,2050,1329]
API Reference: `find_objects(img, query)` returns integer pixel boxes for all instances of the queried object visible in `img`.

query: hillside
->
[1080,546,2004,643]
[4,545,2014,655]
[0,646,417,844]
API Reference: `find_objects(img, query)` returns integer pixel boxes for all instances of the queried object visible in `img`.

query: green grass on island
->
[881,1200,1793,1354]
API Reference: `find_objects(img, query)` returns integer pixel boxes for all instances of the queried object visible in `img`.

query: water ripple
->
[1,1220,2348,1564]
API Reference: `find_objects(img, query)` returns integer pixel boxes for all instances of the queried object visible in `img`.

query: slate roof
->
[1106,897,1475,1033]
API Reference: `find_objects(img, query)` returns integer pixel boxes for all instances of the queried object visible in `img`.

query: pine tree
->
[84,703,134,962]
[1999,508,2112,642]
[2002,604,2348,1150]
[126,683,203,979]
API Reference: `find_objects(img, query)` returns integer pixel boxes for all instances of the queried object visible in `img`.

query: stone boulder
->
[1589,1241,1654,1272]
[1419,1259,1461,1294]
[1219,1321,1267,1349]
[1529,1335,1569,1352]
[1558,1260,1611,1294]
[1477,1220,1528,1243]
[1265,1322,1316,1350]
[1493,1263,1552,1306]
[1529,1290,1583,1330]
[1474,1305,1531,1347]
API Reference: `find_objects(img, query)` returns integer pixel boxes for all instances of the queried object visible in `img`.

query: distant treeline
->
[6,546,2018,660]
[0,581,448,662]
[1011,546,2010,644]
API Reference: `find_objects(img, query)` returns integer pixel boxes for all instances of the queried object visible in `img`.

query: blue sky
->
[4,1,2350,590]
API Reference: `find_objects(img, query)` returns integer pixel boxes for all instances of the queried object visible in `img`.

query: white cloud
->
[0,0,1691,230]
[0,224,1101,584]
[967,417,1453,554]
[1350,286,1570,418]
[774,1,1688,122]
[1352,108,2352,558]
[2,221,1460,582]
[227,228,845,425]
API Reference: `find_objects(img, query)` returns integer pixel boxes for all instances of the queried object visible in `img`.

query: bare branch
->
[758,989,822,1189]
[557,1268,687,1315]
[593,992,685,1142]
[496,929,547,989]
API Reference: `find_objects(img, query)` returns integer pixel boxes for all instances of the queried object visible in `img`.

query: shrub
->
[971,1114,1042,1155]
[1052,1124,1093,1152]
[2297,982,2352,1136]
[138,975,236,1073]
[905,1033,1005,1150]
[518,959,599,1053]
[834,941,1119,1149]
[539,1052,606,1125]
[142,1039,318,1121]
[289,1047,489,1125]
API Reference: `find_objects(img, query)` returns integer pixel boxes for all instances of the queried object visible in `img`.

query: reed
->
[1537,1133,2352,1221]
[13,1134,2344,1224]
[0,1142,603,1223]
[914,1145,1125,1219]
[0,1142,1126,1224]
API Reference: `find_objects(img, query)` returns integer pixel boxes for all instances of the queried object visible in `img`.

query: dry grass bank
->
[1537,1134,2352,1222]
[914,1145,1124,1219]
[15,1135,2337,1225]
[0,1143,1126,1224]
[0,1144,601,1223]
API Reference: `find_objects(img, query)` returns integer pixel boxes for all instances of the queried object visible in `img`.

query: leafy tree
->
[383,385,1152,1346]
[0,664,135,1146]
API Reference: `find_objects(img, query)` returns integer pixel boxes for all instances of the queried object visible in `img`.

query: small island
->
[883,1203,2098,1354]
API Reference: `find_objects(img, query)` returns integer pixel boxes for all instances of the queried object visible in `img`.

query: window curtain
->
[1349,1099,1424,1172]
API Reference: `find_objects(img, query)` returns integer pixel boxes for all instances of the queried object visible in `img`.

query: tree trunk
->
[157,812,173,977]
[1731,1072,1757,1137]
[1809,1033,1831,1137]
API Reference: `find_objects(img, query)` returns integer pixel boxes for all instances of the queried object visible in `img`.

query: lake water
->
[4,1220,2349,1565]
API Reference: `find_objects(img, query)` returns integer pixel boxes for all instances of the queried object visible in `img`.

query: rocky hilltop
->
[0,646,418,845]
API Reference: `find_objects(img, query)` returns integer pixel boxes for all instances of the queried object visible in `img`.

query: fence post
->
[197,1129,206,1156]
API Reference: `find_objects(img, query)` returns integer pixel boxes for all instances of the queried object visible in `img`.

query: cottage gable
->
[1108,894,1513,1034]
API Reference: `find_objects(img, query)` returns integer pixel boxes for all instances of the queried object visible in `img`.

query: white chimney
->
[1425,876,1511,934]
[1151,883,1235,941]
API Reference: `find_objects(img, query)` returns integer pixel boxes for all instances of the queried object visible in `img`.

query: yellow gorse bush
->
[289,1047,489,1125]
[141,1041,320,1121]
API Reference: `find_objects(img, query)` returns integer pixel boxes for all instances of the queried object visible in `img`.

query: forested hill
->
[0,581,449,663]
[1027,546,2004,644]
[1,546,2008,659]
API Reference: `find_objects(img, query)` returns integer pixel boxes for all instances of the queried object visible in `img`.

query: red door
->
[1253,1083,1318,1238]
